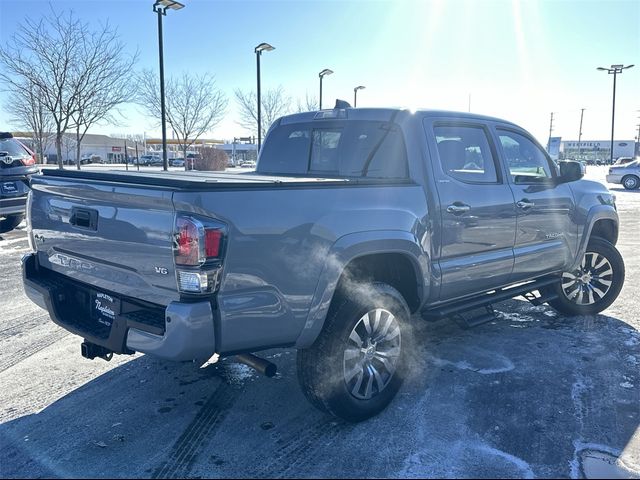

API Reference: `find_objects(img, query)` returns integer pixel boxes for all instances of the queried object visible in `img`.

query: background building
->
[217,142,257,165]
[38,133,136,163]
[560,140,636,163]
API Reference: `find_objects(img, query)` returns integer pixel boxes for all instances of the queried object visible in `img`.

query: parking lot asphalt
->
[0,165,638,478]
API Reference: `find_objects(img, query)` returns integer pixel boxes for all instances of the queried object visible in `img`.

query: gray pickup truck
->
[22,107,624,421]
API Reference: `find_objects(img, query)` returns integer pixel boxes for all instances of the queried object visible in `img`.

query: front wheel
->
[622,175,639,190]
[297,283,410,422]
[544,237,625,315]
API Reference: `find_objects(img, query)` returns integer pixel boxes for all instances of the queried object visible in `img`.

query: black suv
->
[0,132,38,234]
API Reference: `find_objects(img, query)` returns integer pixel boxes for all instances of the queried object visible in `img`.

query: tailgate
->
[29,174,179,306]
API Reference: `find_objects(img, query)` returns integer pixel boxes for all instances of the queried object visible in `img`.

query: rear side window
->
[434,125,498,183]
[258,121,408,178]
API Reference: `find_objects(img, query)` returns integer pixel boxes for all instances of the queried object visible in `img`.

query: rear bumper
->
[0,195,27,216]
[22,253,216,362]
[606,174,622,184]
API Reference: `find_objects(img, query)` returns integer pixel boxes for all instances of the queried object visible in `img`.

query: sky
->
[0,0,638,144]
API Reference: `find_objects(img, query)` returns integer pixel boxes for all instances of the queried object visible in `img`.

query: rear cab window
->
[257,120,408,179]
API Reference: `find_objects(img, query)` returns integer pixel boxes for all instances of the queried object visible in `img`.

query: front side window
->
[434,125,498,183]
[498,130,553,183]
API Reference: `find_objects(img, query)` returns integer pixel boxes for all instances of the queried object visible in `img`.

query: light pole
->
[153,0,184,171]
[255,42,274,153]
[353,85,365,107]
[597,64,635,165]
[319,69,333,109]
[578,108,585,159]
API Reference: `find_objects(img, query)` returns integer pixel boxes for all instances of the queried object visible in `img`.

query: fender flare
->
[295,230,430,348]
[569,205,619,271]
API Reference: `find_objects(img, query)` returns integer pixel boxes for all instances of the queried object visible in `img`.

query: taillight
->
[173,215,225,294]
[176,217,202,266]
[205,229,222,258]
[21,154,36,166]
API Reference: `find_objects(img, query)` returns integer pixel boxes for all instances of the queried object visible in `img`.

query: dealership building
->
[560,139,636,162]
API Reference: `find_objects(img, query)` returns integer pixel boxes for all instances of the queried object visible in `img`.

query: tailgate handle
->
[70,207,98,230]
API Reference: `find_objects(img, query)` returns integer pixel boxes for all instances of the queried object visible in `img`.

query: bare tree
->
[70,23,137,169]
[0,11,85,168]
[137,70,227,161]
[295,92,319,113]
[4,81,54,163]
[0,10,136,169]
[234,86,291,138]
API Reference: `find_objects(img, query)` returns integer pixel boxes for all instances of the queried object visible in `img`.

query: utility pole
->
[547,112,555,152]
[578,108,585,158]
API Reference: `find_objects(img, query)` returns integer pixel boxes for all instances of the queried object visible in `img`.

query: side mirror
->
[558,160,585,183]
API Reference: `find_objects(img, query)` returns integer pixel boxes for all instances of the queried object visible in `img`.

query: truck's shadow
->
[1,299,638,478]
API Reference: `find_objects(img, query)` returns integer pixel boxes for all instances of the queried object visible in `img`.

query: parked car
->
[606,160,640,189]
[139,155,161,166]
[0,132,38,233]
[171,158,185,167]
[22,108,624,421]
[240,160,256,168]
[79,154,103,165]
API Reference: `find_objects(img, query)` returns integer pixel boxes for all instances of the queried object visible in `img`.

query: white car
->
[606,160,640,190]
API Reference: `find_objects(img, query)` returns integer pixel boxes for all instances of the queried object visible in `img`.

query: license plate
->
[1,182,17,193]
[92,291,120,328]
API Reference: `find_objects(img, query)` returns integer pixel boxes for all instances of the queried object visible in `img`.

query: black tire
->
[544,237,625,315]
[0,214,25,234]
[296,282,411,422]
[622,175,639,190]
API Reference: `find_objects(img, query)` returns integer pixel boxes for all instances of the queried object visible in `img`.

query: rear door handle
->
[446,203,471,215]
[517,199,535,210]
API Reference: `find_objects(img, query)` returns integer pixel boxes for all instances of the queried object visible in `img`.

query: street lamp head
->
[319,69,334,78]
[596,67,608,71]
[255,42,275,53]
[622,64,635,69]
[155,0,184,10]
[354,85,366,92]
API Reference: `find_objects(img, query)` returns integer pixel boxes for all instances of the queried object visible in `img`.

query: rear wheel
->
[544,237,624,315]
[297,283,410,422]
[0,214,25,234]
[622,175,639,190]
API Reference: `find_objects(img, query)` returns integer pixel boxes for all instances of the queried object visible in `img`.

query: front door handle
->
[517,199,535,210]
[446,203,471,215]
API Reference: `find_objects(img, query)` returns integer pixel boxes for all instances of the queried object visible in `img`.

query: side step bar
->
[422,277,559,321]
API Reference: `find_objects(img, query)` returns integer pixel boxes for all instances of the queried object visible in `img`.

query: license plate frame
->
[91,291,120,328]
